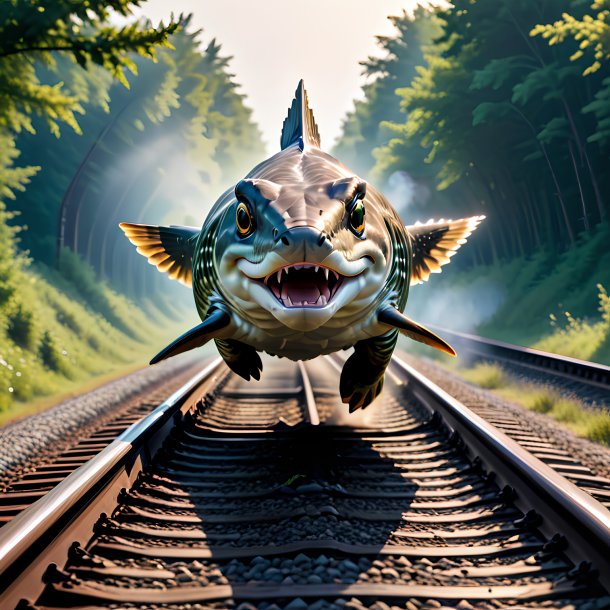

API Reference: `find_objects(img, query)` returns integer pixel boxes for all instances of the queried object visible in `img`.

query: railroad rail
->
[0,352,609,609]
[427,325,610,407]
[0,361,204,527]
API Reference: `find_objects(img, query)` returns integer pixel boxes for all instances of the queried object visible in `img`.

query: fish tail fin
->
[280,80,321,150]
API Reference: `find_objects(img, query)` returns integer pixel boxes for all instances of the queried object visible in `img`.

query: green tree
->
[333,7,441,177]
[8,18,264,300]
[339,1,610,265]
[0,0,178,137]
[0,0,182,302]
[532,0,610,75]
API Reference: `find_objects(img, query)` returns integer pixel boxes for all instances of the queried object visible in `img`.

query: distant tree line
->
[334,1,610,265]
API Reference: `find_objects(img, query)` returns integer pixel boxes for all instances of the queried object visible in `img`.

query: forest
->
[0,1,263,417]
[334,0,610,362]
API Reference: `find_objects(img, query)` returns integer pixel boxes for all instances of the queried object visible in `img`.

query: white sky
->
[134,1,439,154]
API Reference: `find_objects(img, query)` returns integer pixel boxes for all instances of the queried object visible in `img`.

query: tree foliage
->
[0,2,264,407]
[333,7,441,177]
[335,1,610,266]
[0,0,177,136]
[0,0,180,311]
[531,0,610,75]
[9,17,264,295]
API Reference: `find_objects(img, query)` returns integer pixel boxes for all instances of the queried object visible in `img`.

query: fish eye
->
[236,202,255,237]
[349,199,365,236]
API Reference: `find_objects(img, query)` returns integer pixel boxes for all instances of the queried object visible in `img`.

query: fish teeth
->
[324,268,329,281]
[318,295,327,306]
[286,295,293,306]
[332,270,339,280]
[277,269,282,283]
[314,266,319,273]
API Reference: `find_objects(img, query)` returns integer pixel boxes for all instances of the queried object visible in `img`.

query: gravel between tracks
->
[403,353,610,481]
[0,353,204,477]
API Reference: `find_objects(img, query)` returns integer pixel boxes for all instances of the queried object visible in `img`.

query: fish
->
[120,81,484,412]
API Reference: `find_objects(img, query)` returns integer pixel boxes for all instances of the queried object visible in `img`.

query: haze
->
[135,1,439,154]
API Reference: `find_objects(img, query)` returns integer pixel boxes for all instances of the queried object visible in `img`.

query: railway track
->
[428,326,610,408]
[1,354,610,609]
[0,361,204,527]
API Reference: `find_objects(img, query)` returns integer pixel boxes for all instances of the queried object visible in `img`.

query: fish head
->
[216,160,393,332]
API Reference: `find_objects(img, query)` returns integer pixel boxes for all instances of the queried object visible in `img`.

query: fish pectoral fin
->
[377,307,456,357]
[407,215,485,285]
[119,222,199,287]
[150,309,231,364]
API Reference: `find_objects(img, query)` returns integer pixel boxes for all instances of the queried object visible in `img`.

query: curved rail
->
[430,325,610,387]
[391,353,610,583]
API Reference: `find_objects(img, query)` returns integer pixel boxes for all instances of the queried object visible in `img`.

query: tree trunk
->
[568,139,590,231]
[562,99,605,222]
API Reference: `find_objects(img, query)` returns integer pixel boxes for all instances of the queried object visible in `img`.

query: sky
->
[134,1,439,154]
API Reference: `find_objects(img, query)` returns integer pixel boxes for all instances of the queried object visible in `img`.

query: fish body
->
[121,82,483,411]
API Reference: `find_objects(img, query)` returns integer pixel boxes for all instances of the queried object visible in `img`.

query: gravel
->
[0,353,204,477]
[402,353,610,481]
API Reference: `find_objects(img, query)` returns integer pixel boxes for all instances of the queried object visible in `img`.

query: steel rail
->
[391,352,610,589]
[298,361,320,425]
[429,325,610,387]
[0,357,224,609]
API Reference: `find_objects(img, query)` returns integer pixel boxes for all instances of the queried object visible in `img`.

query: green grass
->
[0,261,192,426]
[532,285,610,361]
[456,365,610,448]
[460,362,507,389]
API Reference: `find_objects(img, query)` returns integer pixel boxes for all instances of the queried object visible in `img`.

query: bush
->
[550,399,586,424]
[57,248,132,335]
[7,303,36,349]
[38,331,63,371]
[585,413,610,447]
[523,390,556,414]
[58,249,110,309]
[55,307,81,333]
[0,359,12,412]
[461,362,507,389]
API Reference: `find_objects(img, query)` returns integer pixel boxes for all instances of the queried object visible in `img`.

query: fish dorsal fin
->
[280,79,321,150]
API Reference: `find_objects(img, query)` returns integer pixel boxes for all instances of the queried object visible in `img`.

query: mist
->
[383,170,431,224]
[406,275,507,334]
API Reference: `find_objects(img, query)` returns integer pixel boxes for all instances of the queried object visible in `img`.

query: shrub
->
[461,362,507,389]
[0,359,12,412]
[7,303,36,349]
[585,413,610,447]
[57,248,132,335]
[55,307,80,334]
[550,399,586,424]
[38,331,63,371]
[523,390,556,414]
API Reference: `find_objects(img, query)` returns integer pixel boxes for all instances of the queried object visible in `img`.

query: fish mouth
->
[248,263,354,308]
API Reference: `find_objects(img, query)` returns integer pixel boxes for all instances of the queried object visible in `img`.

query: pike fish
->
[120,81,484,411]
